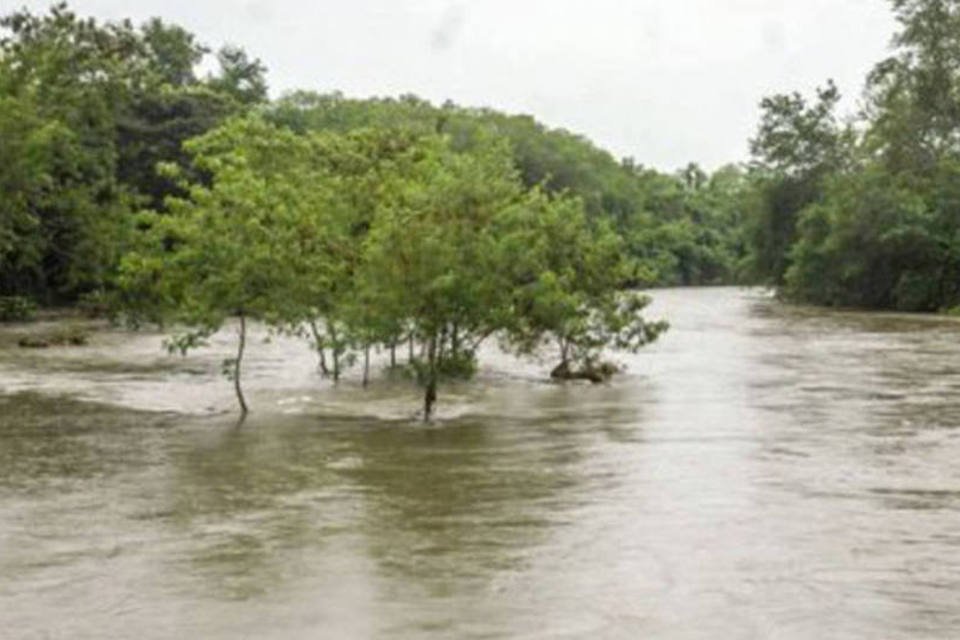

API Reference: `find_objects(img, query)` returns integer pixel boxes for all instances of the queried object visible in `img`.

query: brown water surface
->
[1,287,959,639]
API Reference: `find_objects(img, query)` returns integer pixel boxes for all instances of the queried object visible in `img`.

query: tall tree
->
[0,4,140,299]
[865,0,960,171]
[358,134,523,419]
[745,81,852,284]
[140,17,207,87]
[209,45,268,106]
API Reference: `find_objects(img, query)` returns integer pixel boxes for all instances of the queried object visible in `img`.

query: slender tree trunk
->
[437,325,447,364]
[934,242,956,306]
[363,343,371,388]
[318,346,329,377]
[329,322,341,383]
[423,333,438,422]
[235,313,249,416]
[309,320,330,376]
[424,376,437,422]
[408,333,415,363]
[451,322,460,359]
[551,336,571,380]
[389,340,396,368]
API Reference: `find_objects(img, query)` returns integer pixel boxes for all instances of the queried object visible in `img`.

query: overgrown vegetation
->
[743,0,960,312]
[117,117,667,417]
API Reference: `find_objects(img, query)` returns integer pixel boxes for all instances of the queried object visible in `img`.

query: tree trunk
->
[423,333,438,422]
[318,346,329,377]
[329,322,341,383]
[424,376,437,422]
[408,333,415,363]
[235,313,249,416]
[551,337,571,380]
[390,341,396,368]
[363,343,370,388]
[309,320,330,376]
[437,325,447,364]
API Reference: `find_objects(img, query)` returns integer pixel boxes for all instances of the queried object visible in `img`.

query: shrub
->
[0,296,37,322]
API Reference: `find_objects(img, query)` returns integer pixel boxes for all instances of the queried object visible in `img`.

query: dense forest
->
[748,0,960,312]
[2,0,959,413]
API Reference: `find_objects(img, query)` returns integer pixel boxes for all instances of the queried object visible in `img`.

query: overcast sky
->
[14,0,898,170]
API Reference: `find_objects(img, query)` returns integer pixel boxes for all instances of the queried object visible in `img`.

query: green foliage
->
[865,0,960,172]
[207,45,268,106]
[353,133,525,417]
[405,350,478,387]
[3,2,746,315]
[0,296,37,322]
[0,3,264,302]
[115,114,668,415]
[750,81,850,178]
[785,159,960,311]
[625,164,750,286]
[267,92,747,287]
[495,188,668,373]
[140,17,207,87]
[749,0,960,310]
[744,81,851,285]
[117,85,241,210]
[118,116,338,412]
[122,116,337,326]
[0,5,135,300]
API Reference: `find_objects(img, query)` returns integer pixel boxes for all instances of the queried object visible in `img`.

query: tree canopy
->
[0,3,265,302]
[744,0,960,312]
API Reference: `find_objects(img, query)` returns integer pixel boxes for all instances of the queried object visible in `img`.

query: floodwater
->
[1,287,959,639]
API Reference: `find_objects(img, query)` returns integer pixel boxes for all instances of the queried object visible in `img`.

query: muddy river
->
[1,287,958,638]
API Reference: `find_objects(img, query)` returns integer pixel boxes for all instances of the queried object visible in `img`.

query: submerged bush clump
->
[0,296,37,322]
[18,326,89,349]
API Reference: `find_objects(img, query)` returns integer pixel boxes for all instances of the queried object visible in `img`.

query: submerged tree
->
[118,117,335,415]
[498,188,668,382]
[357,134,523,419]
[117,117,671,417]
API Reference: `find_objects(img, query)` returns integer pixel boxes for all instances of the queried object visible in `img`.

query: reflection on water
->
[2,288,960,639]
